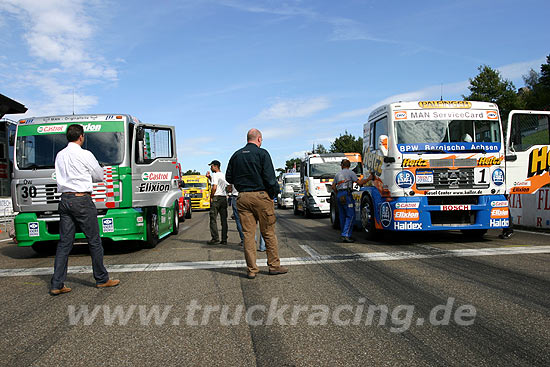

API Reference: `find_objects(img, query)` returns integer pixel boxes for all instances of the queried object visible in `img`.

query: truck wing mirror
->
[136,126,145,141]
[505,154,517,162]
[378,135,389,156]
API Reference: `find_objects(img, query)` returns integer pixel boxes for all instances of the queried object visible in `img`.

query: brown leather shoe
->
[268,266,288,275]
[96,279,120,288]
[247,272,257,279]
[50,286,72,296]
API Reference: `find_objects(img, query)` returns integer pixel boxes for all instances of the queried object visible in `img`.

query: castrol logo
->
[37,125,67,133]
[487,110,498,120]
[142,172,172,181]
[491,208,509,219]
[393,209,419,221]
[394,111,407,120]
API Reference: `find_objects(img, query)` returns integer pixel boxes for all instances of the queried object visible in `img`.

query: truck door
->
[132,124,179,206]
[505,110,550,194]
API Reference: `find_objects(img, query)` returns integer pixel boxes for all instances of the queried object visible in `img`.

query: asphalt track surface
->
[0,209,549,366]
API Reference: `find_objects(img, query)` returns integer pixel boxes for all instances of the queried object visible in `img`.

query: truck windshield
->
[185,182,207,188]
[310,162,362,178]
[284,177,300,184]
[395,119,501,144]
[16,132,124,169]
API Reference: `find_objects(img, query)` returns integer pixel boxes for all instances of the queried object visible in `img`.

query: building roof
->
[0,93,28,118]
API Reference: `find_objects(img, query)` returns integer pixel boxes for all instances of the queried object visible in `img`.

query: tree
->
[330,131,363,153]
[285,158,301,171]
[463,65,521,117]
[519,68,550,110]
[183,169,200,175]
[539,54,550,89]
[314,144,328,154]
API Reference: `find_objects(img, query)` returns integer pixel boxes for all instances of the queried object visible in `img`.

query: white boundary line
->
[1,245,549,278]
[299,245,321,258]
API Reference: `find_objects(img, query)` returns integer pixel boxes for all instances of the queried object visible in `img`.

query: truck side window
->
[510,114,550,152]
[374,116,388,150]
[136,127,173,164]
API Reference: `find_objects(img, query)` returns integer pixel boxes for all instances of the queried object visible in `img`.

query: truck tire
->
[144,207,159,248]
[303,196,312,218]
[293,200,300,216]
[31,241,58,256]
[360,195,378,240]
[330,194,340,230]
[172,201,179,235]
[185,205,192,219]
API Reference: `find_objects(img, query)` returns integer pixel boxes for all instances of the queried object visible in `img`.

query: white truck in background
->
[277,172,300,209]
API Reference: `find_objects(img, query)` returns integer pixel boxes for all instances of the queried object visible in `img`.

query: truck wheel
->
[330,194,340,230]
[360,195,378,240]
[185,205,192,219]
[293,200,300,216]
[172,202,179,235]
[144,207,159,248]
[461,229,487,239]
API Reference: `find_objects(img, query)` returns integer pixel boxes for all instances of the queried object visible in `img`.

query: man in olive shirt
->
[226,128,288,279]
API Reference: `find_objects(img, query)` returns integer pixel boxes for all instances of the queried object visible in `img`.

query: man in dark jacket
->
[226,129,288,279]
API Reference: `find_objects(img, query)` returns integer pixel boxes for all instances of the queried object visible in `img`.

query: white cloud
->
[497,57,546,80]
[257,97,330,120]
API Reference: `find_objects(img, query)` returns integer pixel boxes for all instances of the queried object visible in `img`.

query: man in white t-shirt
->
[208,160,228,245]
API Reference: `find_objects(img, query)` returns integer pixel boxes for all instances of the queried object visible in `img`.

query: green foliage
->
[314,144,328,154]
[285,158,301,171]
[183,169,201,175]
[330,131,363,153]
[539,55,550,89]
[463,65,521,118]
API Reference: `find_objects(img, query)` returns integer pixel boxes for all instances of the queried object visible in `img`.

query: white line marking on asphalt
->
[299,245,321,258]
[1,245,550,278]
[515,229,550,236]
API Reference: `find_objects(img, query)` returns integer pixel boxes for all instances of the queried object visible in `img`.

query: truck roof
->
[18,114,140,125]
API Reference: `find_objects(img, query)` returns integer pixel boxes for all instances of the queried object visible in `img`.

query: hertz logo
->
[528,147,550,178]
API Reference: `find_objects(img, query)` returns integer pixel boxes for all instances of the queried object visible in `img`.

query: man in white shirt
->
[50,124,120,295]
[208,160,228,245]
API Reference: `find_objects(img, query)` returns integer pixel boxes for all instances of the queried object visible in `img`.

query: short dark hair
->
[66,124,84,142]
[341,159,351,168]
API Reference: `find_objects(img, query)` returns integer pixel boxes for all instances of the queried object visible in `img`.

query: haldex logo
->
[142,172,172,181]
[37,125,67,134]
[393,222,423,230]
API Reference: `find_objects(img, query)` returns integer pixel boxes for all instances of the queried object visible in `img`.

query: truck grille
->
[416,168,488,190]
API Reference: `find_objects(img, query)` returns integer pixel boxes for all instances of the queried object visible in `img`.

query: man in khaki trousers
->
[226,129,288,279]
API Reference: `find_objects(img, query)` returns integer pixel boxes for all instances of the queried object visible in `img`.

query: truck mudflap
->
[14,209,147,247]
[372,195,509,232]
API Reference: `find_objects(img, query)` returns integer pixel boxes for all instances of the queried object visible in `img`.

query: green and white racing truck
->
[11,114,182,253]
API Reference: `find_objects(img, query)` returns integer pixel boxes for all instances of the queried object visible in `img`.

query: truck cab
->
[278,172,300,209]
[182,175,211,210]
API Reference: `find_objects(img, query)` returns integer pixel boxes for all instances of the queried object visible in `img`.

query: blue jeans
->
[337,191,355,238]
[231,196,245,243]
[51,194,109,289]
[257,232,266,251]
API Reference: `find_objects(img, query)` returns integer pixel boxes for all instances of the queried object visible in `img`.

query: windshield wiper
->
[407,149,447,154]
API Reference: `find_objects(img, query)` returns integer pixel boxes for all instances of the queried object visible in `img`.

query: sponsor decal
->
[527,146,550,178]
[394,222,423,230]
[102,218,114,233]
[418,101,472,109]
[491,201,508,207]
[137,217,144,223]
[416,170,434,184]
[142,172,172,181]
[424,189,483,196]
[402,158,428,168]
[440,205,471,211]
[161,208,166,215]
[487,110,499,120]
[380,202,392,227]
[396,171,415,189]
[394,209,419,221]
[394,111,407,120]
[28,222,39,237]
[512,187,530,193]
[363,148,383,176]
[477,156,502,166]
[398,142,500,153]
[395,202,420,209]
[490,218,509,227]
[492,168,504,186]
[513,181,531,187]
[491,208,509,219]
[82,124,102,132]
[37,125,67,134]
[138,182,171,192]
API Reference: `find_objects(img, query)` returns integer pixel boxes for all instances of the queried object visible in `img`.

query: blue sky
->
[1,0,549,173]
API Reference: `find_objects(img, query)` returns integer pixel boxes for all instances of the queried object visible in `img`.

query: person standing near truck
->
[50,124,120,295]
[207,160,228,245]
[226,128,287,279]
[332,159,367,243]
